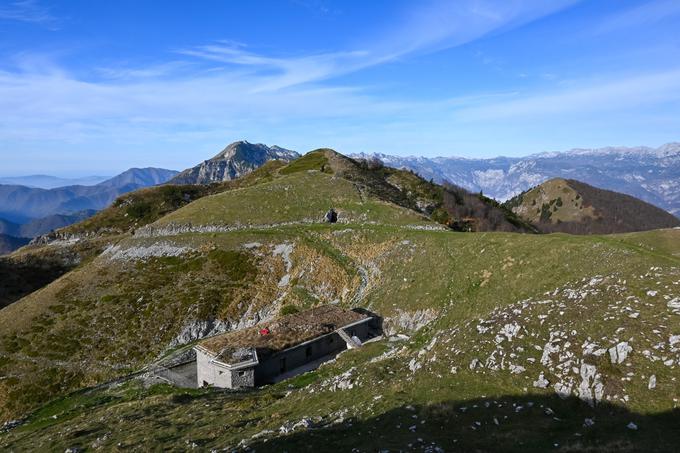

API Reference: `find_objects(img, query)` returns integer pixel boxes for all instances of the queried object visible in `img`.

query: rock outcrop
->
[169,141,299,185]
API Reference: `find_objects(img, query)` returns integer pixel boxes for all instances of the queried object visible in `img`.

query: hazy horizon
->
[1,139,679,179]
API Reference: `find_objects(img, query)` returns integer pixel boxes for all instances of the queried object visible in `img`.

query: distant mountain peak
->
[0,168,179,241]
[504,178,680,234]
[531,142,680,159]
[97,168,178,189]
[170,141,299,185]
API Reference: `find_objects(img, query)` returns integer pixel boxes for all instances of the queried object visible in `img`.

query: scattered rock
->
[554,382,572,399]
[608,342,632,364]
[533,372,550,388]
[102,242,192,261]
[578,363,604,406]
[668,298,680,311]
[385,309,440,334]
[1,419,24,433]
[499,322,521,342]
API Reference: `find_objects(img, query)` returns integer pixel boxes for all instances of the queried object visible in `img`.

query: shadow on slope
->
[0,253,75,309]
[6,390,676,451]
[248,395,680,452]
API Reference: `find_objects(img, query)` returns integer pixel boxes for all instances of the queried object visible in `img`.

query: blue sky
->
[1,0,679,175]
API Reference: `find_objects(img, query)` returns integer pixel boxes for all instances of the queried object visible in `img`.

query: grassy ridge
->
[2,227,679,450]
[153,170,431,228]
[62,160,287,236]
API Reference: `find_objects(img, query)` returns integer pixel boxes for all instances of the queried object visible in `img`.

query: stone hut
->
[194,305,378,389]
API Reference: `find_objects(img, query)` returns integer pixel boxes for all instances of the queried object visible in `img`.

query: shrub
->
[280,305,300,316]
[126,201,153,220]
[540,203,553,222]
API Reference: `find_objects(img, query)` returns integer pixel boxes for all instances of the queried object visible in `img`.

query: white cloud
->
[22,0,680,169]
[595,0,680,34]
[177,0,580,91]
[0,0,580,146]
[458,69,680,120]
[368,0,579,57]
[0,0,58,28]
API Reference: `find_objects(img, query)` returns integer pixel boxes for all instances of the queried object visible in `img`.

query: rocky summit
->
[169,141,300,185]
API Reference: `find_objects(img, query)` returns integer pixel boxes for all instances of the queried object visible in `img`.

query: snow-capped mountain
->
[353,143,680,216]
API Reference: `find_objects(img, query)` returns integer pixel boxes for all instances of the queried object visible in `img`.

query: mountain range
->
[353,142,680,217]
[169,141,299,185]
[0,175,110,189]
[0,234,29,255]
[0,210,97,239]
[0,168,177,225]
[2,148,680,451]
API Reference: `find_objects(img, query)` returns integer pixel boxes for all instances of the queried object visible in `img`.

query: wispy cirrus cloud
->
[14,0,674,170]
[0,0,59,28]
[457,69,680,121]
[177,43,369,92]
[0,0,581,130]
[594,0,680,34]
[177,0,581,91]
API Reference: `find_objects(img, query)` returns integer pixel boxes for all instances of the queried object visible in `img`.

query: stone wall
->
[196,348,256,389]
[196,349,233,388]
[230,367,255,388]
[255,318,374,384]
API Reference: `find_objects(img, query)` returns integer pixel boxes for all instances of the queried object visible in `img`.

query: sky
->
[1,0,679,176]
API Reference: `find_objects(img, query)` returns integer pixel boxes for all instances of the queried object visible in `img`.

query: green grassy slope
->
[61,160,287,237]
[152,170,431,228]
[2,226,680,452]
[0,161,289,312]
[2,150,680,451]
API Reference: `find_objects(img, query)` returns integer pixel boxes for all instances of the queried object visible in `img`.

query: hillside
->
[3,152,524,311]
[0,161,289,309]
[0,175,108,189]
[0,235,115,309]
[354,142,680,216]
[0,211,97,250]
[58,160,287,238]
[157,149,529,234]
[169,141,299,185]
[0,167,177,225]
[505,178,680,234]
[0,234,29,255]
[2,150,680,450]
[2,224,680,450]
[0,218,20,236]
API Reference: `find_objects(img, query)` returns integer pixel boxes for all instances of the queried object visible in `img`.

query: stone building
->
[194,305,378,389]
